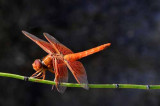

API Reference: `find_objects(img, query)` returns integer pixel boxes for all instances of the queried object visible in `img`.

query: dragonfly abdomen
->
[64,43,111,61]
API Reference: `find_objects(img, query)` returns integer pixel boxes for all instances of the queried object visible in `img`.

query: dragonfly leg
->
[42,71,46,80]
[36,75,43,79]
[30,70,41,77]
[33,70,46,82]
[48,69,55,74]
[34,71,43,78]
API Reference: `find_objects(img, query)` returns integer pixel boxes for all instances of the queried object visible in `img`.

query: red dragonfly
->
[22,31,111,93]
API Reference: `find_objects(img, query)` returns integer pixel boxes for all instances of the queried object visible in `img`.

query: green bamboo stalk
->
[0,72,160,89]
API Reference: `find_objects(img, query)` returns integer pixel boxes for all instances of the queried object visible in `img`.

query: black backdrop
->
[0,0,160,106]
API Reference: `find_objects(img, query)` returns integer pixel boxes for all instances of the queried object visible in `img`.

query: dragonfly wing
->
[43,33,73,55]
[22,31,55,54]
[65,60,89,89]
[54,58,68,93]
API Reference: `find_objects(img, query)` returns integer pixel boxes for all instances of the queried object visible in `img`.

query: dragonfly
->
[22,30,111,93]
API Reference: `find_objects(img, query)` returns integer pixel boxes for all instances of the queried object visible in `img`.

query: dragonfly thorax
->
[41,55,53,69]
[54,53,64,60]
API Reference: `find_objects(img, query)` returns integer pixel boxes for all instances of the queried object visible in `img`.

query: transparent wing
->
[65,60,89,89]
[54,58,68,94]
[22,31,56,54]
[43,33,73,55]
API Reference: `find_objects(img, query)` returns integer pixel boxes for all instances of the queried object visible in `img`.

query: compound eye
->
[32,59,42,71]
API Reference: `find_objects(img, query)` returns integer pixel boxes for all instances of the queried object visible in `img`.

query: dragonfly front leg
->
[31,70,42,77]
[36,75,43,79]
[32,70,46,82]
[33,71,43,78]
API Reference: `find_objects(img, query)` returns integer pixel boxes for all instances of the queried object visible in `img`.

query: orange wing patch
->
[22,31,56,54]
[44,33,73,55]
[65,61,89,89]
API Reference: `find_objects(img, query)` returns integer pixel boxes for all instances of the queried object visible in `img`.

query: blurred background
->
[0,0,160,106]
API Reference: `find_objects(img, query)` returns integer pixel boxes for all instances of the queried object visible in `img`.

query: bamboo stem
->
[0,72,160,89]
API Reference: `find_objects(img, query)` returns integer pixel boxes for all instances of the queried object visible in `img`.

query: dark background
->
[0,0,160,106]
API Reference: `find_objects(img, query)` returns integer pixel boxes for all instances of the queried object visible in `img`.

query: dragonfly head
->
[32,59,43,71]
